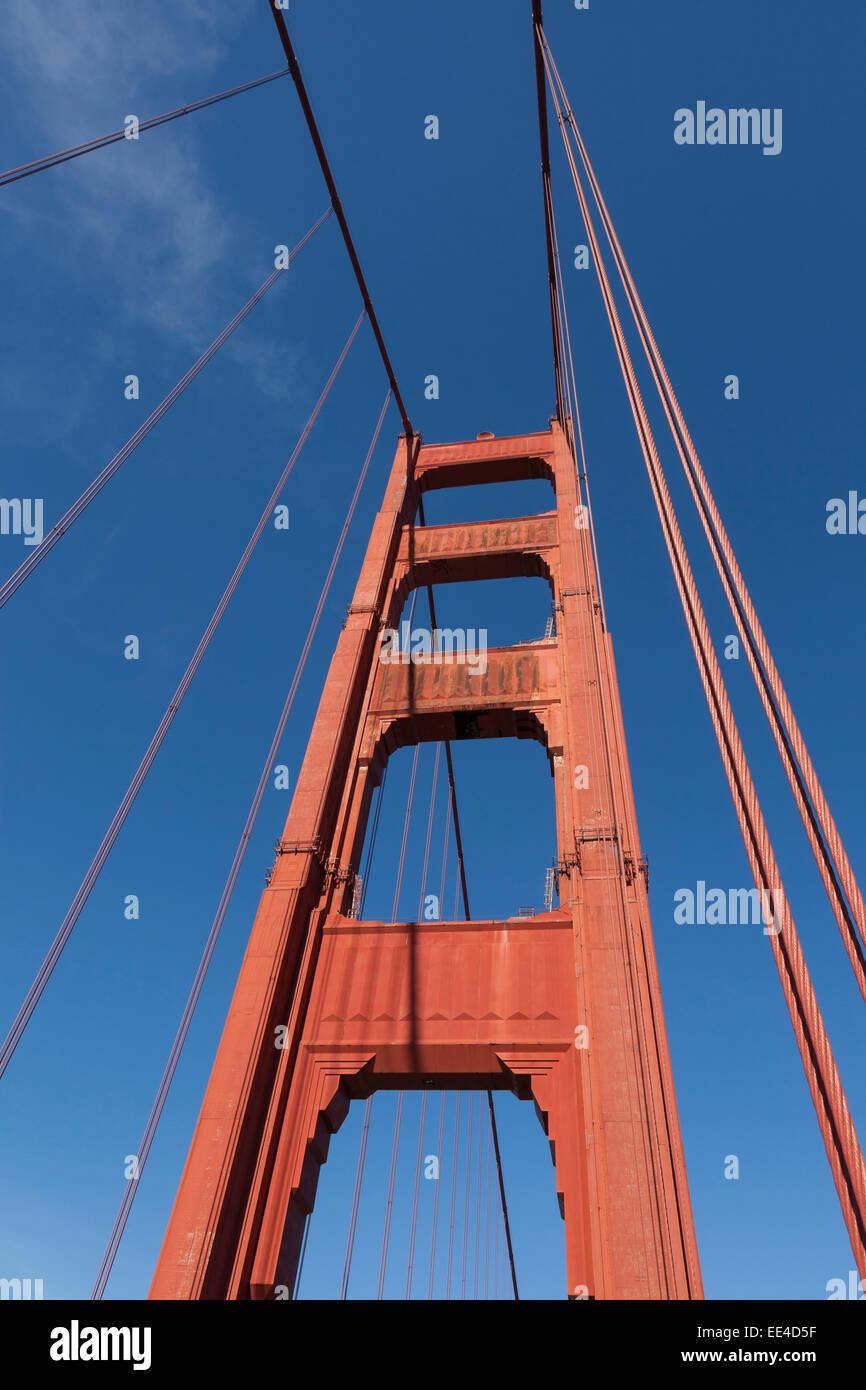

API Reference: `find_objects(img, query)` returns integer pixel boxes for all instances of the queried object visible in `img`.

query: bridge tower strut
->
[150,421,703,1301]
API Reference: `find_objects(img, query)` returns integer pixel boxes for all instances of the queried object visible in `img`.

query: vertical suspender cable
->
[90,385,389,1298]
[358,764,389,920]
[405,1093,428,1298]
[474,1097,484,1299]
[417,744,442,921]
[427,1092,447,1299]
[438,796,452,919]
[341,1096,373,1299]
[494,1177,501,1300]
[446,1093,461,1300]
[416,497,473,924]
[484,1112,493,1300]
[461,1093,475,1300]
[4,309,365,1088]
[0,69,292,186]
[392,747,421,922]
[377,1093,404,1299]
[414,499,520,1296]
[0,211,330,610]
[540,34,866,1269]
[541,30,866,1002]
[291,1215,312,1300]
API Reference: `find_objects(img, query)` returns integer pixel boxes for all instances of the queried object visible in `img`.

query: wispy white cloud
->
[6,0,232,116]
[2,1,293,358]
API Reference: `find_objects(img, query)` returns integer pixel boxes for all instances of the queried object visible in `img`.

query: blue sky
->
[1,0,864,1300]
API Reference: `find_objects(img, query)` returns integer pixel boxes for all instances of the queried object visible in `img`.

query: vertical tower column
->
[150,423,702,1301]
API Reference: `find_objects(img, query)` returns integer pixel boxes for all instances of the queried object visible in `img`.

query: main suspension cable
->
[541,29,866,1004]
[530,0,566,420]
[267,1,412,436]
[540,33,866,1270]
[488,1091,519,1299]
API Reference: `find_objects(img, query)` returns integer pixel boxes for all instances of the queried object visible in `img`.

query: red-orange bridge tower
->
[150,422,703,1300]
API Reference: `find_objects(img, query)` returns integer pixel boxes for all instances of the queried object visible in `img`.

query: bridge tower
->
[149,421,703,1300]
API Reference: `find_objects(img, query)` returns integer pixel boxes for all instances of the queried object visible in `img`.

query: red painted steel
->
[540,28,866,1272]
[546,33,866,1003]
[149,423,703,1300]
